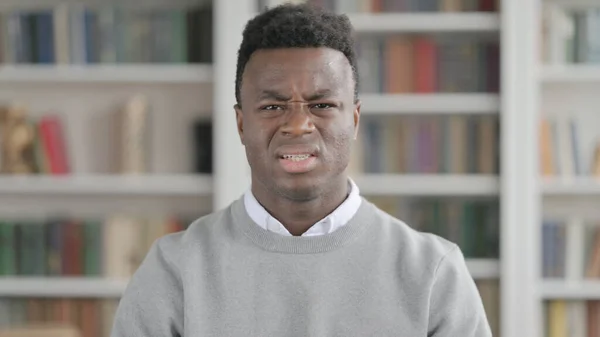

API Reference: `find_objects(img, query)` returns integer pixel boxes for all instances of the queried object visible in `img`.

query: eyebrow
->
[257,90,290,101]
[306,89,333,101]
[257,89,334,102]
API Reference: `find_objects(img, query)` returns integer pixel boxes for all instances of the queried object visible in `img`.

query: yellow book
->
[440,0,462,11]
[540,118,555,177]
[548,300,568,337]
[591,143,600,176]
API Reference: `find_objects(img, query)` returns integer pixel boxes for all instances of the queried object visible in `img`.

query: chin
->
[273,175,323,202]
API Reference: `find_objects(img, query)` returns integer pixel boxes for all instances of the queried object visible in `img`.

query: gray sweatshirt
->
[110,196,492,336]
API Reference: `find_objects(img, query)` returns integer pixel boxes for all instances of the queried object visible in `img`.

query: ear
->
[353,100,361,140]
[234,104,245,145]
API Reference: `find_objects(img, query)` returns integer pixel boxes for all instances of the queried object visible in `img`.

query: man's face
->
[236,47,360,201]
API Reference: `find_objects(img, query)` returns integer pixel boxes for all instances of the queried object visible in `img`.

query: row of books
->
[0,298,118,337]
[0,282,498,337]
[541,219,600,280]
[542,5,600,65]
[0,4,212,65]
[0,106,69,175]
[307,0,498,12]
[351,115,499,175]
[539,115,600,178]
[367,197,500,258]
[545,300,600,337]
[0,215,194,278]
[356,36,500,94]
[0,96,213,175]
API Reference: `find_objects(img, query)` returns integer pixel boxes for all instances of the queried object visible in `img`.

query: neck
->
[252,175,350,236]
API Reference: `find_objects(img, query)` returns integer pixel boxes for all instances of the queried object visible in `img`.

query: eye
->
[261,105,284,111]
[311,103,334,109]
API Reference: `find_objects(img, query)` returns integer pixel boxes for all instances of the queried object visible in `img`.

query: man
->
[111,3,492,336]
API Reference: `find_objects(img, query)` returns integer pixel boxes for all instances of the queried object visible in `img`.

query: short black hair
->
[235,3,359,104]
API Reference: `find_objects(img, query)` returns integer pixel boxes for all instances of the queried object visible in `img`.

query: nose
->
[280,103,315,137]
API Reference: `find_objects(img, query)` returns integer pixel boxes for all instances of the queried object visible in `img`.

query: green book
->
[84,220,103,276]
[172,10,188,63]
[462,202,476,258]
[18,222,46,276]
[0,222,16,275]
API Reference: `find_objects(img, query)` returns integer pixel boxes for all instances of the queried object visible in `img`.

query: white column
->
[212,0,255,210]
[500,0,542,336]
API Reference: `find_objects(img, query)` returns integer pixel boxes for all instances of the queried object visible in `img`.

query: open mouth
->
[280,154,315,161]
[278,153,317,173]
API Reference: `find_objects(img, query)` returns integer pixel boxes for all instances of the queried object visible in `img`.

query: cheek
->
[244,123,274,164]
[323,125,354,162]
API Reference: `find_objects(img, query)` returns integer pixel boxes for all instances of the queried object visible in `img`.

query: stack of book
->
[0,215,191,278]
[0,4,212,64]
[307,0,499,12]
[351,115,499,175]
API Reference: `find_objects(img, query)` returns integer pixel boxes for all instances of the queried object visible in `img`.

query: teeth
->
[282,154,310,161]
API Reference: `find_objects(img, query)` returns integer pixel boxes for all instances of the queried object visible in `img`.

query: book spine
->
[54,3,71,64]
[414,37,437,93]
[35,11,55,64]
[39,116,70,175]
[98,7,116,63]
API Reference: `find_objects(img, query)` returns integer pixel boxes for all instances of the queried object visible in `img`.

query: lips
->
[281,154,313,161]
[275,145,319,174]
[275,144,319,159]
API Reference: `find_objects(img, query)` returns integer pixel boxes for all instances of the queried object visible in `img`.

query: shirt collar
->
[243,178,362,237]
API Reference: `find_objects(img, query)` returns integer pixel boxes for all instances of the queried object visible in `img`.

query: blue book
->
[84,10,99,63]
[19,13,33,63]
[35,11,55,63]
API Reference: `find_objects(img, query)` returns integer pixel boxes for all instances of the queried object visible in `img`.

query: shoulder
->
[364,199,460,278]
[153,204,235,264]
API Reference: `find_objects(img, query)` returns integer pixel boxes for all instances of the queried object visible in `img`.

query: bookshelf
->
[541,65,600,82]
[541,281,600,300]
[0,0,544,336]
[0,64,213,83]
[347,12,500,32]
[0,174,213,196]
[543,177,600,196]
[354,174,499,196]
[0,258,501,298]
[359,93,500,114]
[0,278,128,298]
[536,0,600,335]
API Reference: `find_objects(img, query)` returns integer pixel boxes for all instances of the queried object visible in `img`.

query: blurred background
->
[0,0,597,336]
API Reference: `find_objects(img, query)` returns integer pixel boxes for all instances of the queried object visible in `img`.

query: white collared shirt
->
[243,179,362,237]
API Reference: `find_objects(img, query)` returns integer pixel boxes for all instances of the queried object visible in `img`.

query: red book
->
[39,115,70,175]
[62,220,83,276]
[414,38,437,93]
[479,0,496,12]
[486,43,500,93]
[80,300,100,337]
[370,0,383,12]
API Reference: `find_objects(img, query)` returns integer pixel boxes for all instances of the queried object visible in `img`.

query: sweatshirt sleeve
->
[427,244,492,337]
[110,236,184,337]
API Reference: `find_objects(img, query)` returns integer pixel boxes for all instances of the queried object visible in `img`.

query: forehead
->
[242,47,352,94]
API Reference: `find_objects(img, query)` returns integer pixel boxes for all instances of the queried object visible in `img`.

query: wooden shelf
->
[0,174,213,196]
[0,277,128,298]
[353,174,500,196]
[541,280,600,300]
[541,65,600,83]
[0,258,499,297]
[359,93,500,115]
[466,258,501,279]
[348,12,500,33]
[546,0,600,9]
[542,177,600,196]
[0,64,213,84]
